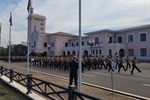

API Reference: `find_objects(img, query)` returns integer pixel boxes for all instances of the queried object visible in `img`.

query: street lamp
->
[88,40,94,56]
[47,44,51,56]
[99,42,103,47]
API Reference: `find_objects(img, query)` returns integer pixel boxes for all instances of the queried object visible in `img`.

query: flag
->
[114,52,118,56]
[9,12,12,26]
[0,23,2,34]
[27,0,32,12]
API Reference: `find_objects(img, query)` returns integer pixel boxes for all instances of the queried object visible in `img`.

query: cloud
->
[0,0,149,47]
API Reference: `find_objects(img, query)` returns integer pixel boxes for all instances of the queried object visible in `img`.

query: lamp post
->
[99,42,103,47]
[47,44,51,56]
[88,40,94,56]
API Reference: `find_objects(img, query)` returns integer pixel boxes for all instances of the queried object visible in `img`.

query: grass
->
[0,80,32,100]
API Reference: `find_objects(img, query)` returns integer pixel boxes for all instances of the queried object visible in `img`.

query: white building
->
[28,6,150,61]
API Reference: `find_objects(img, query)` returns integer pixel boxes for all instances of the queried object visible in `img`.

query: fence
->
[0,66,102,100]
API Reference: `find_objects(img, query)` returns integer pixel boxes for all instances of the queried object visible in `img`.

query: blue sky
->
[0,0,150,47]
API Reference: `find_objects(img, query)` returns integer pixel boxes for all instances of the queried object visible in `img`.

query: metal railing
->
[0,66,102,100]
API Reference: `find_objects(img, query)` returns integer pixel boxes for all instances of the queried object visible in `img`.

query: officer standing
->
[69,56,79,87]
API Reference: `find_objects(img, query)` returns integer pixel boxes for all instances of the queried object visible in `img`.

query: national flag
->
[27,0,32,12]
[114,52,118,56]
[0,23,2,34]
[9,12,12,26]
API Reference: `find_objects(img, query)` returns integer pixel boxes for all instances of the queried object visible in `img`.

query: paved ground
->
[0,61,150,100]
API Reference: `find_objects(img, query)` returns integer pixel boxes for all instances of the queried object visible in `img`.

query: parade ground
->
[0,61,150,100]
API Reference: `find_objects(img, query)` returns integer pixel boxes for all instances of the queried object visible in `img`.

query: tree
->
[6,44,27,56]
[0,47,7,56]
[30,51,37,56]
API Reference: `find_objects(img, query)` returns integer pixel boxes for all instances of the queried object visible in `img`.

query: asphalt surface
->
[0,61,150,98]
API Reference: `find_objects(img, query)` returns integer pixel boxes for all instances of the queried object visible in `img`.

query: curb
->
[0,76,46,100]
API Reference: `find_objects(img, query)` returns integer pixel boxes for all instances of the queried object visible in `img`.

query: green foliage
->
[6,44,27,56]
[0,47,7,56]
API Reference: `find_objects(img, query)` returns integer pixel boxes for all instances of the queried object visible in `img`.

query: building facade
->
[28,7,150,61]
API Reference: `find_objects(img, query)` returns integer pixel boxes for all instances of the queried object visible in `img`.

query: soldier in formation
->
[0,55,142,74]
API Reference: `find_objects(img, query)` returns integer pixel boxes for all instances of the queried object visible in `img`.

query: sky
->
[0,0,150,47]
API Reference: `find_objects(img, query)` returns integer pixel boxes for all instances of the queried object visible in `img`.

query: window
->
[93,50,95,55]
[96,50,98,54]
[50,42,55,47]
[40,28,44,31]
[87,41,89,45]
[99,49,101,54]
[76,42,78,46]
[109,49,112,56]
[95,37,99,44]
[128,35,133,42]
[82,41,84,46]
[140,48,147,56]
[71,43,74,46]
[140,33,146,41]
[128,49,134,56]
[108,36,113,43]
[44,42,47,47]
[40,23,44,26]
[65,43,68,47]
[118,36,122,43]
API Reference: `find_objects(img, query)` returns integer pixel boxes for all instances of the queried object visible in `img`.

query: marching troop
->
[0,55,141,74]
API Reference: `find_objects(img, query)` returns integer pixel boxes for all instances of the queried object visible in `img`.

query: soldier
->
[131,57,142,74]
[118,57,126,73]
[105,55,110,70]
[115,56,119,69]
[125,56,131,70]
[108,56,114,72]
[63,57,68,71]
[93,57,97,70]
[87,57,92,70]
[99,55,106,70]
[81,58,86,73]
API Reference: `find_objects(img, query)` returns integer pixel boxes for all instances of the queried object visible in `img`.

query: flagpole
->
[0,23,2,58]
[78,0,82,91]
[9,12,12,69]
[27,8,30,74]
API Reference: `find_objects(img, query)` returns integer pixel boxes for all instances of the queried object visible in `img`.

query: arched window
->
[82,41,84,46]
[76,42,78,46]
[128,35,133,42]
[140,33,146,41]
[71,43,74,46]
[65,43,68,47]
[109,49,112,56]
[44,42,47,47]
[108,36,113,43]
[95,37,99,44]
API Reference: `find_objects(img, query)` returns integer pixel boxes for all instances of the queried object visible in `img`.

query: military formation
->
[0,55,141,74]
